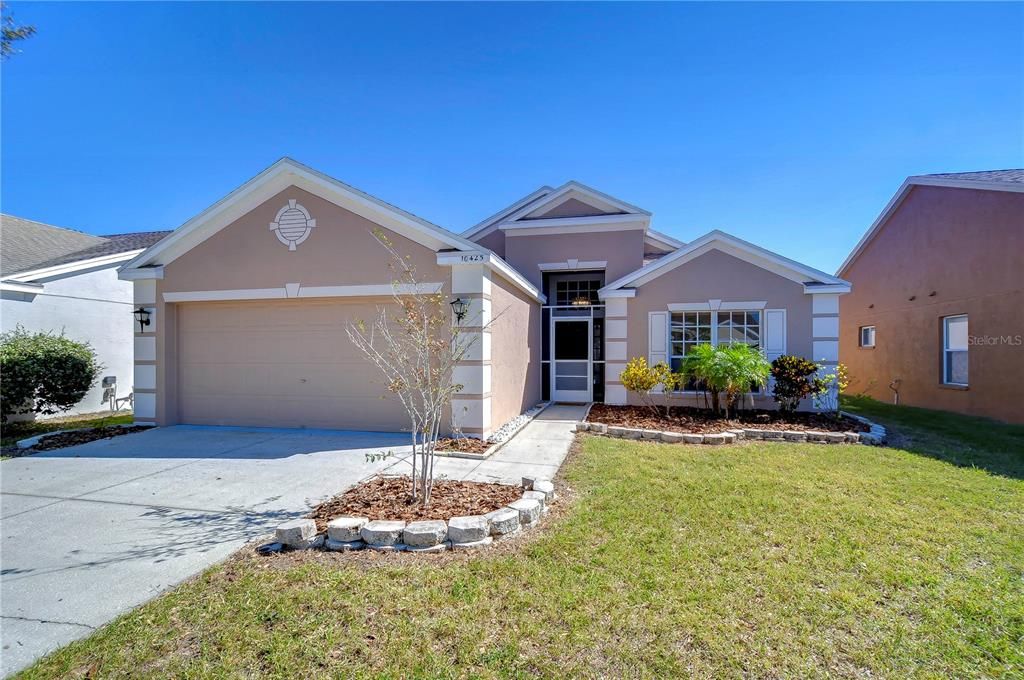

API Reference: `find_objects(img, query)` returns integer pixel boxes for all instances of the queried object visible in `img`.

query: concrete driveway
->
[0,425,412,677]
[0,404,585,677]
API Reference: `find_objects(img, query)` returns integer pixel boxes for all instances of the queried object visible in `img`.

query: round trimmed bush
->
[0,326,102,422]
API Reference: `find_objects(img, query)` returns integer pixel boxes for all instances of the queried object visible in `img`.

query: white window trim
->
[666,308,765,394]
[941,314,969,386]
[859,325,876,348]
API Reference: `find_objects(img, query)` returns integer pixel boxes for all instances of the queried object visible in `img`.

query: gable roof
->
[122,157,482,274]
[837,169,1024,276]
[1,214,170,279]
[599,229,850,297]
[462,180,652,242]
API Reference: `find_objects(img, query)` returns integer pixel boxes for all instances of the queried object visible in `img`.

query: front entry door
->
[551,318,592,402]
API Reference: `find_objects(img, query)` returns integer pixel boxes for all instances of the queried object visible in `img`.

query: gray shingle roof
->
[1,214,170,277]
[918,169,1024,184]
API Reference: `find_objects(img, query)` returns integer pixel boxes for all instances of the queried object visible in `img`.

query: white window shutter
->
[764,309,787,361]
[649,311,668,365]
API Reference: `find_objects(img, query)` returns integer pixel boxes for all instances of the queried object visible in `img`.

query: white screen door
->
[551,318,592,402]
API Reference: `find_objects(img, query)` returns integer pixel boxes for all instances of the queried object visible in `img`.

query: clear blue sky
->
[2,2,1021,273]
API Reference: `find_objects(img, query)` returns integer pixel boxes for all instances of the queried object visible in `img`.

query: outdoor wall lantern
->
[133,307,152,332]
[450,297,469,324]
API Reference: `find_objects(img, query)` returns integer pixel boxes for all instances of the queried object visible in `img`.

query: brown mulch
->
[586,404,869,434]
[30,426,152,451]
[436,437,491,454]
[308,476,522,529]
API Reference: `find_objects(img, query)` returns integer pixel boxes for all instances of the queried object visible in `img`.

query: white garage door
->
[177,299,406,431]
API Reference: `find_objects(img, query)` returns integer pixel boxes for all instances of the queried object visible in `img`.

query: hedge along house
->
[119,158,850,436]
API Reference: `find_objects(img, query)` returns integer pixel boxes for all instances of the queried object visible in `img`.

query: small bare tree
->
[347,230,486,507]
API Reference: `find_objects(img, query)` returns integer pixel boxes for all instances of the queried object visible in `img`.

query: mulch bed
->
[308,476,522,529]
[586,404,869,434]
[436,437,491,454]
[30,426,152,451]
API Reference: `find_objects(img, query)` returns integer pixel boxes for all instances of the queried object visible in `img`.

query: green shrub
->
[770,355,824,413]
[0,326,102,422]
[684,343,770,417]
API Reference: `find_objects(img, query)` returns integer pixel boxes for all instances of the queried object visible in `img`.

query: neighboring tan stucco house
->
[1,215,170,416]
[837,170,1024,424]
[118,158,851,437]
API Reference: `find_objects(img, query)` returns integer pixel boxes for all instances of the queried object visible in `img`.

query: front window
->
[554,279,601,307]
[942,315,968,386]
[859,325,876,348]
[669,310,762,390]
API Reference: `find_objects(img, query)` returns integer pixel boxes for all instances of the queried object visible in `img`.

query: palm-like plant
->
[719,344,771,417]
[681,344,729,415]
[683,343,771,418]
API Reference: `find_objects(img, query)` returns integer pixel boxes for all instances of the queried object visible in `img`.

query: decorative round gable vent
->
[269,199,316,251]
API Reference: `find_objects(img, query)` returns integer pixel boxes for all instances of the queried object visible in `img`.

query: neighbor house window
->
[859,325,876,348]
[669,310,762,390]
[942,315,968,386]
[554,279,601,306]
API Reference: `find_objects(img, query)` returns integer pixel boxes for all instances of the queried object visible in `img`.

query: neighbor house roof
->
[0,214,170,280]
[837,169,1024,276]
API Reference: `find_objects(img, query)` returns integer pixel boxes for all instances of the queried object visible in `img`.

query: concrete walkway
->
[0,403,585,677]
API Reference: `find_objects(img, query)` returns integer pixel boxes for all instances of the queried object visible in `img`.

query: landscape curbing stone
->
[661,431,684,443]
[326,516,368,542]
[361,520,407,546]
[325,539,365,552]
[682,433,704,444]
[702,434,726,445]
[485,507,521,536]
[275,518,317,547]
[508,498,542,525]
[522,490,548,511]
[783,431,807,442]
[451,536,494,550]
[447,515,490,543]
[640,429,663,440]
[531,479,555,501]
[403,520,448,547]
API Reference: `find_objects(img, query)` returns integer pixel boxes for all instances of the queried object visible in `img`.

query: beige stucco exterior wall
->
[504,229,646,288]
[533,197,614,219]
[840,186,1024,423]
[137,185,452,429]
[489,273,542,429]
[611,249,816,408]
[473,229,506,258]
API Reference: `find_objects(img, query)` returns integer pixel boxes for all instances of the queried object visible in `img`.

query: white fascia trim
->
[502,180,651,223]
[645,228,684,251]
[118,266,165,281]
[461,186,554,240]
[501,213,649,231]
[836,175,1024,277]
[804,283,851,294]
[8,250,144,282]
[668,300,767,312]
[122,158,480,272]
[436,251,545,303]
[537,259,608,271]
[0,280,45,293]
[598,289,636,299]
[162,282,444,303]
[600,230,850,295]
[502,220,649,239]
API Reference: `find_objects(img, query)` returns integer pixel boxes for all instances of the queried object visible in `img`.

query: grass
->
[1,412,135,448]
[16,399,1024,678]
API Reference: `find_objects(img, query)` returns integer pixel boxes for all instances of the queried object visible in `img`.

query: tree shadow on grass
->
[841,395,1024,480]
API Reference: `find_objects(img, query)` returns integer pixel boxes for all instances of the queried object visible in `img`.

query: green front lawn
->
[1,413,135,448]
[18,399,1024,678]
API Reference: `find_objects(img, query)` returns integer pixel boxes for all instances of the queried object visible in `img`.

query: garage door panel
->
[177,300,407,430]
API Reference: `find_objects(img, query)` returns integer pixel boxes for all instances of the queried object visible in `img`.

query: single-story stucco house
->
[118,158,851,437]
[1,214,170,417]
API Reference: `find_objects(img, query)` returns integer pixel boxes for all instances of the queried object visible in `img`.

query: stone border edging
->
[260,476,557,555]
[577,413,887,446]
